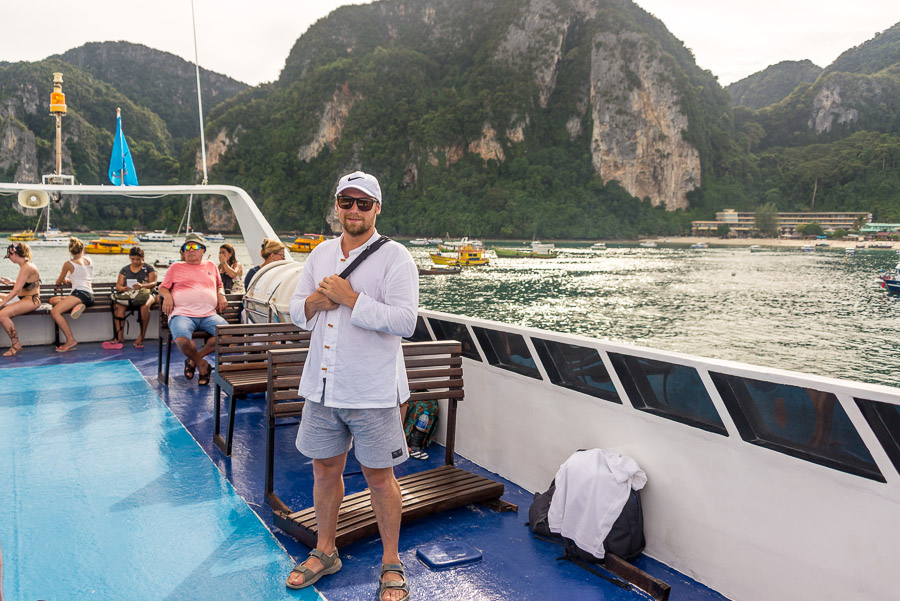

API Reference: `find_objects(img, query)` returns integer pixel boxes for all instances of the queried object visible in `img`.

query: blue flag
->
[108,111,138,186]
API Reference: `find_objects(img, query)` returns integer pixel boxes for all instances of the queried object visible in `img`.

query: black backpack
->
[527,479,645,563]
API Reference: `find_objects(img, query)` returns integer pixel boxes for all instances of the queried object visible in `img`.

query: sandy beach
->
[640,236,891,249]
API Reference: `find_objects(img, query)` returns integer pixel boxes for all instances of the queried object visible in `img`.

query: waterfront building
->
[859,223,900,235]
[691,209,872,236]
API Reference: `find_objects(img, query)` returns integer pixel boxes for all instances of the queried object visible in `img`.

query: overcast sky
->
[1,1,898,87]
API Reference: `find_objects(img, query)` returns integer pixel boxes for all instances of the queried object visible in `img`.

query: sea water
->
[6,237,899,387]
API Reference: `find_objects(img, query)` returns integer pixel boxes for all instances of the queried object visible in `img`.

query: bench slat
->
[276,466,504,548]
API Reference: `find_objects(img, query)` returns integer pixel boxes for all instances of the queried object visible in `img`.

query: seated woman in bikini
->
[48,237,95,352]
[0,242,42,357]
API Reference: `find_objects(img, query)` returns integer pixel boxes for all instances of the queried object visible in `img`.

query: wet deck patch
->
[0,360,320,601]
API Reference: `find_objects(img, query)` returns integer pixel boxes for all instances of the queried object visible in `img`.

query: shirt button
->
[328,323,334,327]
[321,367,327,371]
[324,345,330,349]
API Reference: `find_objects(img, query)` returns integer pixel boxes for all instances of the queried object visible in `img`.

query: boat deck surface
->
[0,343,730,601]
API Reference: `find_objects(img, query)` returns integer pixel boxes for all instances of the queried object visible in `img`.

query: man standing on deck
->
[158,233,228,386]
[286,171,418,601]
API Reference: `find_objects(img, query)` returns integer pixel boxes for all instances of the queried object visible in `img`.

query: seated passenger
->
[244,238,287,289]
[104,246,158,349]
[158,233,228,386]
[48,237,94,352]
[218,243,244,294]
[0,242,41,357]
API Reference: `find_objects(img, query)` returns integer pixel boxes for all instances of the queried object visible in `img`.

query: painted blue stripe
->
[0,361,321,601]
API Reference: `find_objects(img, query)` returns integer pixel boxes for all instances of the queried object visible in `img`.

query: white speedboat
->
[205,232,226,242]
[138,229,175,242]
[638,241,657,248]
[409,238,429,246]
[590,242,606,250]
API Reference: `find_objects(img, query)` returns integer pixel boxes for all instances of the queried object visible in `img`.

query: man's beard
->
[341,216,371,236]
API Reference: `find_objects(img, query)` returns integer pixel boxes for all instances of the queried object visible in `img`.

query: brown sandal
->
[184,359,195,380]
[286,548,342,589]
[197,362,211,386]
[379,562,410,601]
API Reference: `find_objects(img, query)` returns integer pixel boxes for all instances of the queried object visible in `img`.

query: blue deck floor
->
[1,343,730,601]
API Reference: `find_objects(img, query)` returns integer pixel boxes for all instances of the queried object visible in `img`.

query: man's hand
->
[217,292,228,313]
[317,275,359,309]
[305,290,339,320]
[161,295,174,315]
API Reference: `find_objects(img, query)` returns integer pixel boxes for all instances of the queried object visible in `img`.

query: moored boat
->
[409,238,429,246]
[878,263,900,292]
[590,242,606,250]
[438,237,484,252]
[86,235,136,254]
[29,236,69,247]
[417,266,461,275]
[139,229,175,242]
[430,244,489,266]
[638,240,657,248]
[8,230,37,242]
[290,233,326,253]
[690,242,708,249]
[493,246,557,259]
[205,233,225,242]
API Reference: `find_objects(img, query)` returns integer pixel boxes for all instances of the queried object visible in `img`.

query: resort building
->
[859,223,900,235]
[691,209,872,237]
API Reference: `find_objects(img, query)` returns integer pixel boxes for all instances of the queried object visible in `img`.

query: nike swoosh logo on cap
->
[348,176,363,180]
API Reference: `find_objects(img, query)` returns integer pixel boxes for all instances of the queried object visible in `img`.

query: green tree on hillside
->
[797,222,824,236]
[754,202,779,237]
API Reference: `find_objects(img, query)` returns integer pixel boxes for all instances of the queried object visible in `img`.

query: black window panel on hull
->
[855,397,900,478]
[406,316,433,342]
[609,353,727,435]
[426,318,481,361]
[712,373,883,482]
[471,326,542,379]
[532,338,620,403]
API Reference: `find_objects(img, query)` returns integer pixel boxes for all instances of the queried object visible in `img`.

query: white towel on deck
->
[547,449,647,559]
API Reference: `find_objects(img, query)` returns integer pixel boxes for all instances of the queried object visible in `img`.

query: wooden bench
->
[264,340,515,549]
[0,281,151,345]
[211,322,311,455]
[156,293,243,385]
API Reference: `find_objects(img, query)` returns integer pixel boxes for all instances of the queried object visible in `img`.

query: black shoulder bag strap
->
[338,236,392,279]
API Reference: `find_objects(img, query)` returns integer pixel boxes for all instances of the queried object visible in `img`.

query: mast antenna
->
[191,0,209,185]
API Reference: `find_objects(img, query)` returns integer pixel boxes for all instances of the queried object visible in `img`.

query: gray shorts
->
[296,400,409,469]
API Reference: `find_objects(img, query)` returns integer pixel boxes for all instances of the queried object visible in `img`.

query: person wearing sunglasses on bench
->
[157,233,228,386]
[286,171,418,601]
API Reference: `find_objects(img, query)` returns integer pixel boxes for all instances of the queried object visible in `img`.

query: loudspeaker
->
[17,189,50,209]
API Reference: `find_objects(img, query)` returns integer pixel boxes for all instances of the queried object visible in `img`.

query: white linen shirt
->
[547,448,647,559]
[288,230,419,409]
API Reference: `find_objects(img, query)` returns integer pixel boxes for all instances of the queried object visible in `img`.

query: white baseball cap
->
[335,171,382,204]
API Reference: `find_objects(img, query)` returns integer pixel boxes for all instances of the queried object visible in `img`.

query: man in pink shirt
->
[158,233,228,385]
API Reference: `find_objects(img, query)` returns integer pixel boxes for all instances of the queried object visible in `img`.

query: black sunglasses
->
[336,195,377,212]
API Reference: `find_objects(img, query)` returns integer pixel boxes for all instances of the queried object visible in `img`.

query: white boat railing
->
[414,308,900,601]
[0,183,284,267]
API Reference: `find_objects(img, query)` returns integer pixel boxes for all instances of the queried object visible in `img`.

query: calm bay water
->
[7,237,900,387]
[412,243,900,388]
